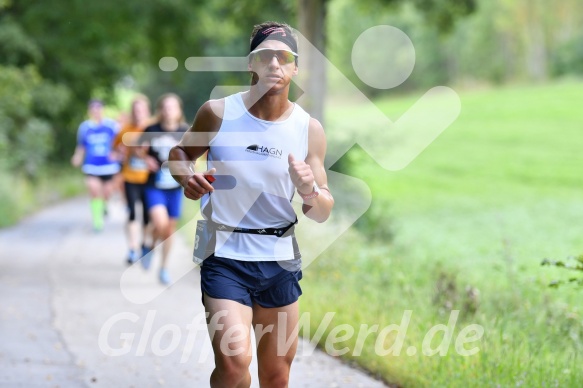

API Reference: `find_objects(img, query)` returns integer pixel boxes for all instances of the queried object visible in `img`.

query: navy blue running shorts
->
[200,255,302,308]
[144,186,183,219]
[86,174,115,182]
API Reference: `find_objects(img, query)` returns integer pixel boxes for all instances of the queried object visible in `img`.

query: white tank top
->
[202,92,310,261]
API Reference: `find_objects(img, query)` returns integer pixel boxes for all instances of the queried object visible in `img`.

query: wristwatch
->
[298,182,320,200]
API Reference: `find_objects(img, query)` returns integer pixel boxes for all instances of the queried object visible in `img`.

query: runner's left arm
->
[288,118,334,223]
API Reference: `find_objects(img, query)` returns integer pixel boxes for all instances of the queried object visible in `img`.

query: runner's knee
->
[214,354,252,384]
[258,367,291,388]
[127,205,137,221]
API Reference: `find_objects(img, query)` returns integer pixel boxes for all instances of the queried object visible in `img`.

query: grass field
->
[175,81,582,386]
[297,81,583,387]
[0,166,85,228]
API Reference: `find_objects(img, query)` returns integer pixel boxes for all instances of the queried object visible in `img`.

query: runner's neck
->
[243,91,293,122]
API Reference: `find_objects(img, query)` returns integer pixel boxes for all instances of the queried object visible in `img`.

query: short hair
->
[88,98,104,108]
[249,21,298,65]
[250,21,297,44]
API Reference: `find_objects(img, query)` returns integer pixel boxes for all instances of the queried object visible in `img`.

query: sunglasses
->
[249,48,298,65]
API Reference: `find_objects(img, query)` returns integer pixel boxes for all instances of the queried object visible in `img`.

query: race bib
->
[128,156,148,171]
[193,220,213,264]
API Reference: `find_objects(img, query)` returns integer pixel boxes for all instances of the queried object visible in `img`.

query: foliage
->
[329,0,583,92]
[448,0,583,83]
[355,0,476,33]
[551,33,583,77]
[542,256,583,289]
[300,82,583,386]
[0,65,69,177]
[139,0,296,121]
[0,165,84,227]
[328,0,451,96]
[408,0,476,33]
[0,0,223,163]
[3,0,581,176]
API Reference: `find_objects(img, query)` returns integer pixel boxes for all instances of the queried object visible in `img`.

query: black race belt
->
[207,220,296,237]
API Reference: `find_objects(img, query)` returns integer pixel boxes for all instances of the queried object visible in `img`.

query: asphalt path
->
[0,196,388,387]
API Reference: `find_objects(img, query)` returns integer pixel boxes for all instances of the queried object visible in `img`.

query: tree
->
[0,11,69,177]
[298,0,327,122]
[0,0,478,170]
[0,0,210,162]
[140,0,295,121]
[296,0,476,123]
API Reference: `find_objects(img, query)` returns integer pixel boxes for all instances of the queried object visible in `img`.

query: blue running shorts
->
[144,186,183,219]
[200,255,302,308]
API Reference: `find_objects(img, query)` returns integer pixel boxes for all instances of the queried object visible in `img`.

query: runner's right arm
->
[169,99,223,201]
[71,146,85,167]
[71,123,86,167]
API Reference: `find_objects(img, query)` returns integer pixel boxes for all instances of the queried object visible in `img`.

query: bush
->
[0,165,84,228]
[542,255,583,289]
[551,34,583,77]
[0,65,69,179]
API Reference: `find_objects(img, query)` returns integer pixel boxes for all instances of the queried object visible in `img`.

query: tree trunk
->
[524,1,548,81]
[297,0,327,124]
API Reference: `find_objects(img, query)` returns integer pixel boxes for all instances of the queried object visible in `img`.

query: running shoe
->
[127,250,138,265]
[140,245,153,270]
[159,268,171,285]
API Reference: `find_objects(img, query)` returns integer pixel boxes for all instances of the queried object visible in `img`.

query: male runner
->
[169,22,333,387]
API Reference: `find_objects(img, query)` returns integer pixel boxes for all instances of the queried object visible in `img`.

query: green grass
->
[0,165,85,228]
[297,81,583,387]
[176,81,583,386]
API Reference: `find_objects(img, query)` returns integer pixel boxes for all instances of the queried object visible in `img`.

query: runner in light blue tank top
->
[77,119,120,176]
[71,99,120,232]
